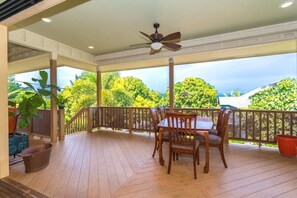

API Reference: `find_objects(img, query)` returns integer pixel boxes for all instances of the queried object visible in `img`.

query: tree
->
[249,78,297,110]
[110,77,162,107]
[161,77,218,108]
[102,72,120,89]
[60,74,97,120]
[8,75,22,99]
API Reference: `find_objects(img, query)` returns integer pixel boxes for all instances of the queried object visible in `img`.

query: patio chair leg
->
[152,139,158,157]
[193,151,197,179]
[168,148,172,175]
[197,146,200,165]
[219,146,228,168]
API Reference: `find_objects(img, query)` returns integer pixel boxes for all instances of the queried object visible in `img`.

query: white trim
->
[95,21,297,66]
[9,29,97,66]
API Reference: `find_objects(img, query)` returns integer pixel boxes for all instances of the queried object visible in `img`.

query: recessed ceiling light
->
[88,46,94,49]
[42,18,52,23]
[279,0,295,8]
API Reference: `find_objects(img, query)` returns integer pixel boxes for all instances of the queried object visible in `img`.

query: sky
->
[14,53,297,94]
[121,53,297,94]
[15,67,84,90]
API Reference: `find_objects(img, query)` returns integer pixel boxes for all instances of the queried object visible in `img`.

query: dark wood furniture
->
[209,108,226,134]
[149,108,169,157]
[158,115,213,173]
[158,106,166,120]
[197,110,231,168]
[166,112,200,179]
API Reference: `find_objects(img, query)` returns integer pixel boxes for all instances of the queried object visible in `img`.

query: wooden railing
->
[229,109,297,144]
[94,107,154,132]
[64,108,89,135]
[31,109,51,137]
[90,107,297,144]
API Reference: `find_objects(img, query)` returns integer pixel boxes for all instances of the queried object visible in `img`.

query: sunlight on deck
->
[8,131,297,198]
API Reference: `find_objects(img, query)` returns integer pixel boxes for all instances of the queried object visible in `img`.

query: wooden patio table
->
[158,116,213,173]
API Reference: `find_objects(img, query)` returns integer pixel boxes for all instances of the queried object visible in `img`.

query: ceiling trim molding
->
[9,28,97,66]
[95,21,297,67]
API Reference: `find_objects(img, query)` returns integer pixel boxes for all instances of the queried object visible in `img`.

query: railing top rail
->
[94,106,297,113]
[231,109,297,113]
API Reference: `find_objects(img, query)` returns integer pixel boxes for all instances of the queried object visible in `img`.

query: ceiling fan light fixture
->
[279,0,295,8]
[151,42,162,50]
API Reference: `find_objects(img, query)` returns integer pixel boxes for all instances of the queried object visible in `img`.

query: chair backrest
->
[216,108,226,129]
[159,106,166,120]
[150,108,160,131]
[166,112,197,147]
[217,110,231,139]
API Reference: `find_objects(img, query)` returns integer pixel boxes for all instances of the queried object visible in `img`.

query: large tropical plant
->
[11,71,60,131]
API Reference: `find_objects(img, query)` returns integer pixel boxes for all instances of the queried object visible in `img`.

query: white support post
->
[169,57,174,112]
[0,24,9,178]
[50,53,58,143]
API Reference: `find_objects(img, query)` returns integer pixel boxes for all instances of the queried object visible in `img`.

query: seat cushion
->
[197,134,221,144]
[208,129,218,135]
[172,140,200,150]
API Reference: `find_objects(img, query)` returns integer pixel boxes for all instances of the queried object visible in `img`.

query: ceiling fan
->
[131,23,182,55]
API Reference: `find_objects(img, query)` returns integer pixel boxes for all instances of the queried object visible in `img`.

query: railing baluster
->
[282,112,285,135]
[266,112,269,142]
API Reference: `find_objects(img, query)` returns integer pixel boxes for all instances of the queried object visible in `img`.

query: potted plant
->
[11,70,60,132]
[57,94,67,109]
[8,89,21,135]
[8,71,60,157]
[276,134,297,157]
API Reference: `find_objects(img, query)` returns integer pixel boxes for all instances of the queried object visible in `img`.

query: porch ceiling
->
[11,0,297,56]
[6,1,297,74]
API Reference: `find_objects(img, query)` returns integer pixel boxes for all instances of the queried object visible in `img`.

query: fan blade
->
[161,32,181,42]
[163,43,181,51]
[139,31,154,42]
[130,43,150,47]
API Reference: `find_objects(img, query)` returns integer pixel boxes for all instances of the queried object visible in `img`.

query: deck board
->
[8,131,297,198]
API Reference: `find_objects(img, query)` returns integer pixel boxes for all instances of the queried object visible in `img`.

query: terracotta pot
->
[8,107,17,134]
[276,135,297,157]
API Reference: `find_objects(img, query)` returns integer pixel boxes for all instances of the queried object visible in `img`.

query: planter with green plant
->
[11,70,60,133]
[57,94,67,109]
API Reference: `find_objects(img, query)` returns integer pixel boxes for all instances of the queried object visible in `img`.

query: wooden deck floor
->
[8,131,297,198]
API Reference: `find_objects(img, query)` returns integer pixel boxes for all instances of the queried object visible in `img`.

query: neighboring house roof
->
[219,81,279,109]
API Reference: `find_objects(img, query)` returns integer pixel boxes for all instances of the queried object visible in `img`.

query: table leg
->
[204,133,209,173]
[159,128,164,166]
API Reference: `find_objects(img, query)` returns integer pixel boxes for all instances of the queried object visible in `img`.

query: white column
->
[50,53,58,142]
[169,57,174,112]
[0,24,9,178]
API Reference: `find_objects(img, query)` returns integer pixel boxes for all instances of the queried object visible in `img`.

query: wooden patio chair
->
[209,108,226,134]
[150,108,169,157]
[197,110,231,168]
[158,106,167,120]
[166,112,200,179]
